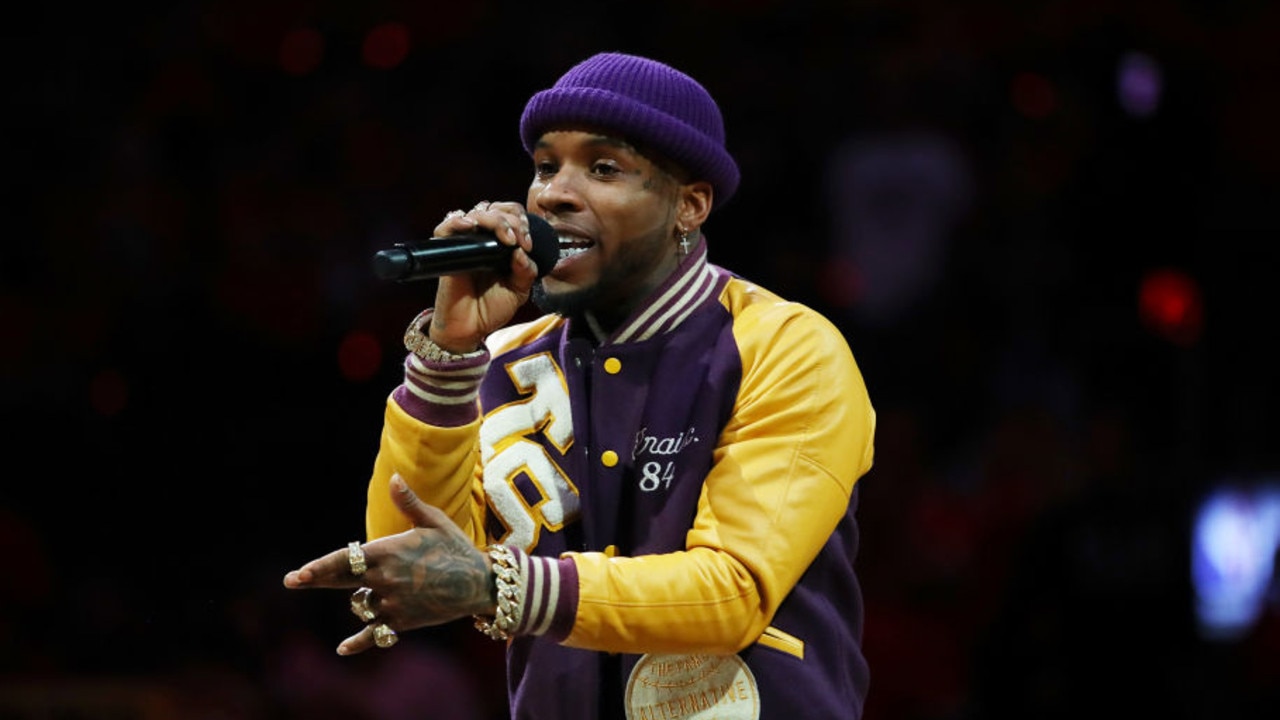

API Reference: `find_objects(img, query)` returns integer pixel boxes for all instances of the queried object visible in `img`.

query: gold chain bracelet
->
[474,545,524,641]
[404,309,486,362]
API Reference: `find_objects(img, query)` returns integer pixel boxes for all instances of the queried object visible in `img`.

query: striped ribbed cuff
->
[511,548,578,642]
[392,350,489,426]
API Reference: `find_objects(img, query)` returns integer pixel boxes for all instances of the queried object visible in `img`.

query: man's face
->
[526,129,682,319]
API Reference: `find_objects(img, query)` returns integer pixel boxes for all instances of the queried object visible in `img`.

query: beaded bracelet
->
[474,545,524,641]
[403,309,486,363]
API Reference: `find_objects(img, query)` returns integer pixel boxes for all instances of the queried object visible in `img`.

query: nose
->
[532,170,584,215]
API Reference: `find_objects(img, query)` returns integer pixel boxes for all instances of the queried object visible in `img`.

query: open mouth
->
[557,235,595,261]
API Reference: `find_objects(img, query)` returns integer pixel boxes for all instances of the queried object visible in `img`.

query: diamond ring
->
[347,541,367,577]
[350,587,376,622]
[373,623,398,649]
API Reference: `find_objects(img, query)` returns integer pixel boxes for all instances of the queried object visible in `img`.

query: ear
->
[677,180,713,233]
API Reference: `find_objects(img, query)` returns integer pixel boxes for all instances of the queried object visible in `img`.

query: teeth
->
[557,234,593,261]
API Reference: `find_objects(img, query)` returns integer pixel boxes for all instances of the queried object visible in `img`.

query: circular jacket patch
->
[625,653,760,720]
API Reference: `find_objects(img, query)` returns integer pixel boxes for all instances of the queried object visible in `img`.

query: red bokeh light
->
[362,22,411,70]
[817,256,863,310]
[338,330,383,382]
[1010,71,1057,119]
[279,27,325,77]
[1138,267,1204,347]
[89,368,129,417]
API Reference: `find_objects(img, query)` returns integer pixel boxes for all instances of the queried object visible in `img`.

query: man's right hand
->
[428,200,540,353]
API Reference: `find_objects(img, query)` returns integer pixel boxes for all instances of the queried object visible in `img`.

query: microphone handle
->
[372,236,508,281]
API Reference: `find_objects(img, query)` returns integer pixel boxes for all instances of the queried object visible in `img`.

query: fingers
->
[390,474,457,529]
[511,246,539,280]
[336,621,400,655]
[338,591,400,656]
[434,206,478,237]
[336,623,378,656]
[484,201,532,253]
[283,546,355,589]
[434,201,532,253]
[283,482,461,591]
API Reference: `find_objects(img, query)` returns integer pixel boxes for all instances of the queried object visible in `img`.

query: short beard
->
[530,233,670,323]
[531,281,602,318]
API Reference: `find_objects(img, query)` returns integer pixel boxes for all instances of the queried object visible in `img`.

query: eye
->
[533,159,558,179]
[591,160,622,177]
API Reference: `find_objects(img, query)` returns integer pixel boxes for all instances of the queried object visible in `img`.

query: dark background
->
[3,1,1279,718]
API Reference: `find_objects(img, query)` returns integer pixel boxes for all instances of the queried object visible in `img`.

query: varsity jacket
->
[365,237,876,719]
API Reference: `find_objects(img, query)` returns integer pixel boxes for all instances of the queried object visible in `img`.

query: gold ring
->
[347,541,367,576]
[350,587,376,622]
[373,623,398,649]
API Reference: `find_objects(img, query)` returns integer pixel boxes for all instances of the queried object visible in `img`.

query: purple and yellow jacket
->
[365,238,876,719]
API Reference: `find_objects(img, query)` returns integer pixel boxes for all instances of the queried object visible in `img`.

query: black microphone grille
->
[526,213,560,279]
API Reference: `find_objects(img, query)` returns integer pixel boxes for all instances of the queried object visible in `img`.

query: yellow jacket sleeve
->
[365,396,488,544]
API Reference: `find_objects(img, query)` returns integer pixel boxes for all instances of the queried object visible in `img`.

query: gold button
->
[601,450,619,467]
[603,357,622,374]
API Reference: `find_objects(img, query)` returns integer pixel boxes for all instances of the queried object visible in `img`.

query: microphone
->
[372,213,560,282]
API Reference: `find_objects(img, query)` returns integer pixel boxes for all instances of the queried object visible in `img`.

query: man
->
[284,51,877,719]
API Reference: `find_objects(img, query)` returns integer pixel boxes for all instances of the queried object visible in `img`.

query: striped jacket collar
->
[581,235,724,345]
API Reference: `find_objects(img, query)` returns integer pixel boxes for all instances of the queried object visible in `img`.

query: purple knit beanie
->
[520,52,740,209]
